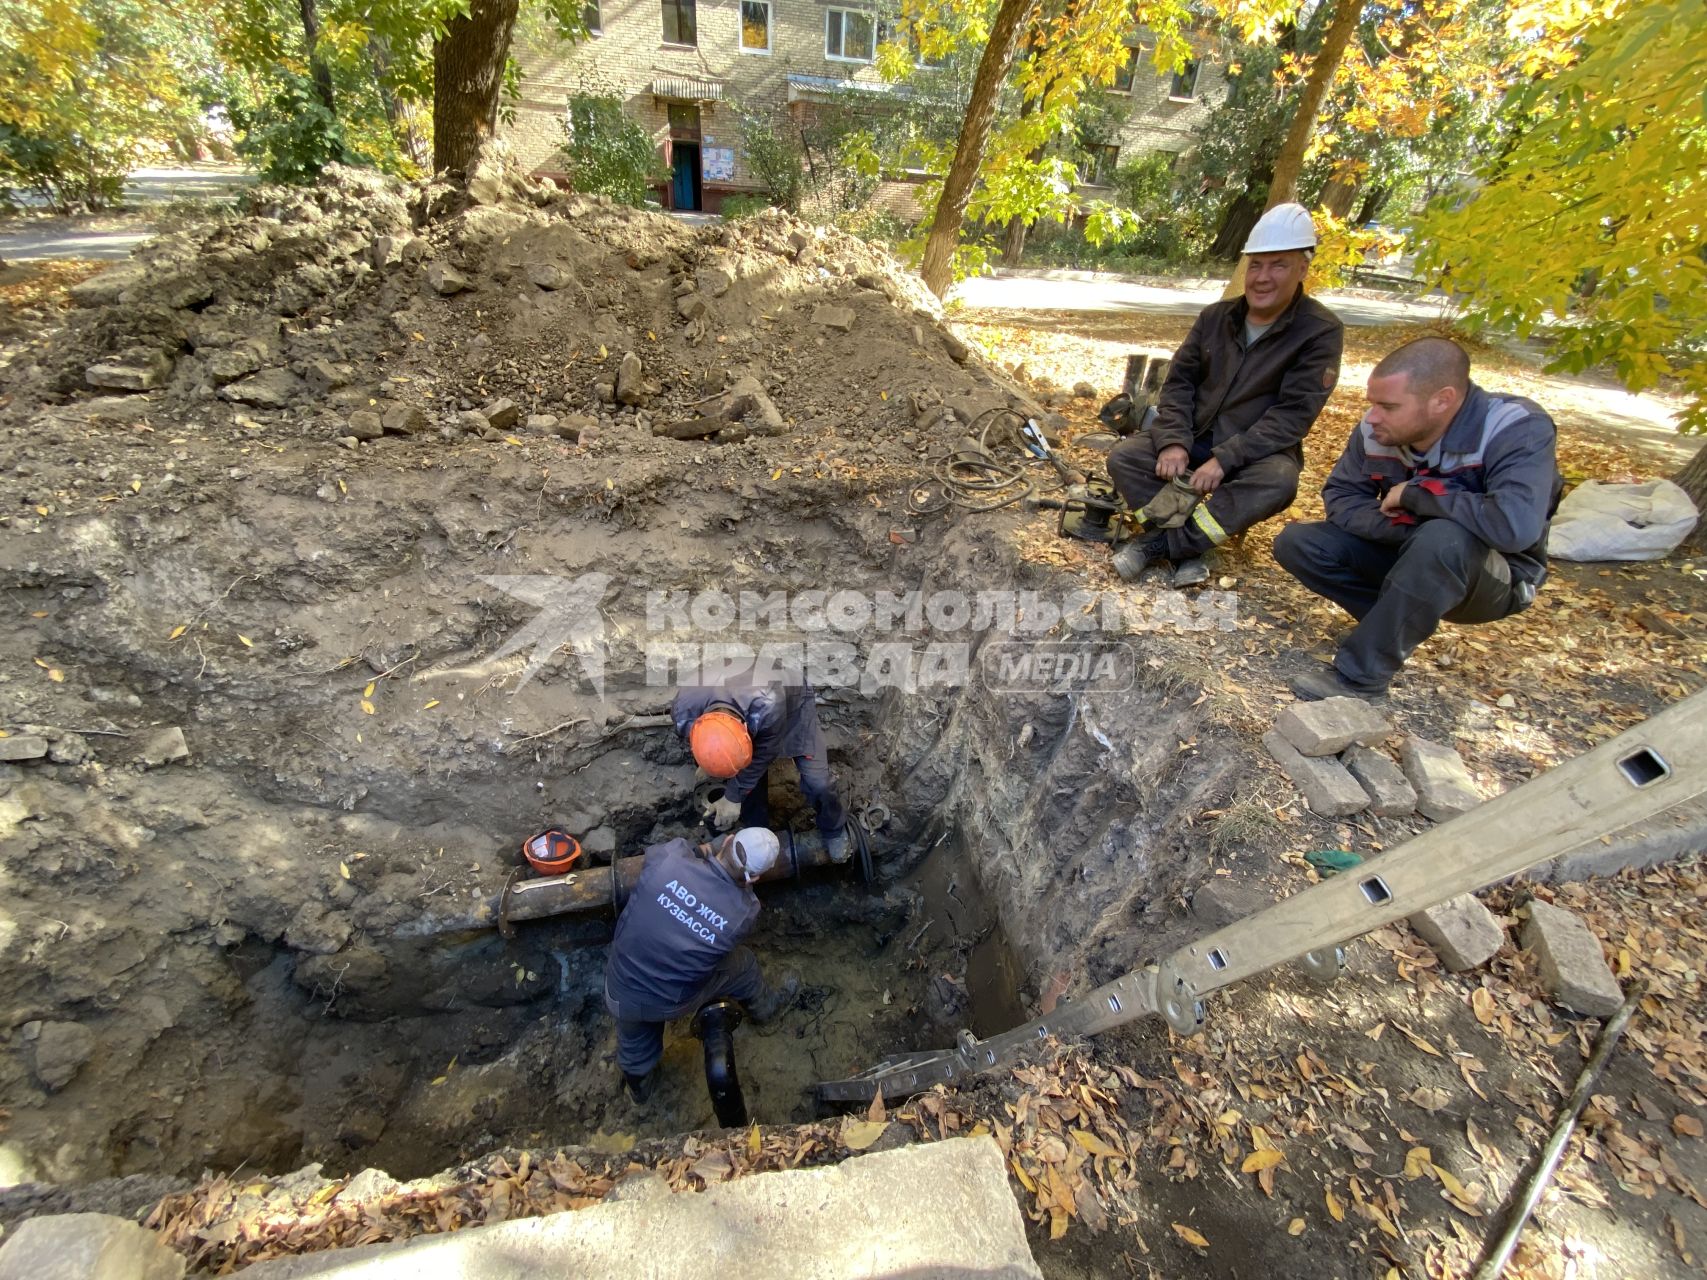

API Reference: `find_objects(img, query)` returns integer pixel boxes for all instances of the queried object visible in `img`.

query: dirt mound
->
[0,155,1242,1194]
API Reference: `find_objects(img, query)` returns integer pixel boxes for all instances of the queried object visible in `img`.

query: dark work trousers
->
[606,947,766,1077]
[1272,518,1527,689]
[736,710,846,836]
[1107,433,1302,561]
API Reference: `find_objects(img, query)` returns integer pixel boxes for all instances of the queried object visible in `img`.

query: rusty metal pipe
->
[477,829,847,931]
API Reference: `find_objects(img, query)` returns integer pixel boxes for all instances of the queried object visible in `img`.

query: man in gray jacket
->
[1108,203,1344,586]
[604,828,799,1102]
[1275,337,1562,701]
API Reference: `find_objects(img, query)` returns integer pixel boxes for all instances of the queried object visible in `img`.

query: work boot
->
[622,1067,659,1105]
[1112,534,1167,583]
[748,970,802,1025]
[1289,664,1389,704]
[823,827,850,862]
[1171,555,1211,588]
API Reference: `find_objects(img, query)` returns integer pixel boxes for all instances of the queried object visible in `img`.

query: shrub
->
[558,94,667,206]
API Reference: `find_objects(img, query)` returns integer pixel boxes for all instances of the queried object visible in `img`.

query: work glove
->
[1137,477,1203,530]
[711,796,742,831]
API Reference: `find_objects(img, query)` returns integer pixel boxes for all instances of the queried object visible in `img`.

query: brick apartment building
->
[504,0,1221,214]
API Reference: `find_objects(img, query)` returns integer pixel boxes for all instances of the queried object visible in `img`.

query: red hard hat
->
[690,708,753,778]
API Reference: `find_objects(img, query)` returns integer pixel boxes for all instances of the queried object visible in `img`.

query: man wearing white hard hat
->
[604,827,800,1102]
[1107,202,1344,585]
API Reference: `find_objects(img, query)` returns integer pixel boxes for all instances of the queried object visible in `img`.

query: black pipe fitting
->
[690,998,748,1128]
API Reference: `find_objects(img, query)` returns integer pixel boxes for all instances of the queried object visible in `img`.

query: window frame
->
[739,0,772,54]
[582,0,601,34]
[1083,143,1120,186]
[1168,59,1202,102]
[1112,45,1139,94]
[825,7,878,63]
[661,0,697,48]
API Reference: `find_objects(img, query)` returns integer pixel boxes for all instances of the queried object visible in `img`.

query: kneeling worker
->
[1275,337,1561,701]
[673,680,848,859]
[1107,202,1344,586]
[604,828,800,1102]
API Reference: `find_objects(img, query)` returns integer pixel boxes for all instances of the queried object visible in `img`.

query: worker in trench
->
[604,827,802,1102]
[672,678,849,859]
[1275,336,1562,702]
[1106,203,1345,586]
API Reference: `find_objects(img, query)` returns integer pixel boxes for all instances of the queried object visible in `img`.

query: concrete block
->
[1538,798,1707,882]
[1398,736,1484,821]
[1342,744,1417,817]
[0,735,49,762]
[1264,731,1368,817]
[1522,899,1624,1018]
[1409,894,1504,970]
[239,1137,1040,1279]
[0,1212,184,1280]
[1275,697,1392,756]
[1191,877,1271,928]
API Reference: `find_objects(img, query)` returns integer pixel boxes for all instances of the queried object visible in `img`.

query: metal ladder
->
[816,690,1707,1105]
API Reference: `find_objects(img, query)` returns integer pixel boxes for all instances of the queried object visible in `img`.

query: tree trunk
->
[1267,0,1360,208]
[298,0,336,114]
[1001,215,1028,266]
[1221,0,1361,299]
[1210,191,1265,259]
[369,35,426,168]
[1676,440,1707,513]
[1319,176,1359,219]
[432,0,523,174]
[919,0,1038,298]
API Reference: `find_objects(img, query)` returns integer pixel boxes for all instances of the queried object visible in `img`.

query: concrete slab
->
[239,1137,1041,1279]
[0,1211,184,1279]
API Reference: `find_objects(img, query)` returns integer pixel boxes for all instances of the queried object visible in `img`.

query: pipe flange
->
[857,803,891,831]
[694,780,726,817]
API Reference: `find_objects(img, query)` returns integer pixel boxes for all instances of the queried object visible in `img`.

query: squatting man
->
[603,827,800,1103]
[1277,336,1562,701]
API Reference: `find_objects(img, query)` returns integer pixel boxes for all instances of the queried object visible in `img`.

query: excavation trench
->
[0,174,1242,1197]
[0,494,1233,1192]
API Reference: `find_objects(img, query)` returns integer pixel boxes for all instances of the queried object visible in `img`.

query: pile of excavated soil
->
[0,156,1254,1191]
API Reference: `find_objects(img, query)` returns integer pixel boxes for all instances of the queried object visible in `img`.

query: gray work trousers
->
[605,947,766,1077]
[1273,518,1531,689]
[1107,433,1301,561]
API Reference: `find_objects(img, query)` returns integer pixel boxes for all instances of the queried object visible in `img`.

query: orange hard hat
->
[690,708,753,778]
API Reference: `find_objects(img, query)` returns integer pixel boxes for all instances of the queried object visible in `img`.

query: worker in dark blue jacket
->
[604,828,799,1102]
[1275,337,1562,701]
[672,679,847,859]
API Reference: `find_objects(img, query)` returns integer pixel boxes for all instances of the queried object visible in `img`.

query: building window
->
[1083,144,1120,186]
[1169,59,1201,101]
[662,0,696,46]
[740,0,771,52]
[583,0,600,33]
[825,8,877,62]
[1112,46,1139,93]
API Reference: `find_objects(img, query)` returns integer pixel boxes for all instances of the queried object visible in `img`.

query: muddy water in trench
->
[184,827,1020,1183]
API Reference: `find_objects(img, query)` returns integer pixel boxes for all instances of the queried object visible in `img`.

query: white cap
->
[1242,202,1318,256]
[731,828,780,881]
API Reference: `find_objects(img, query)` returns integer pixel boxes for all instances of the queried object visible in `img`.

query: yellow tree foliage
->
[0,0,199,208]
[1416,0,1707,432]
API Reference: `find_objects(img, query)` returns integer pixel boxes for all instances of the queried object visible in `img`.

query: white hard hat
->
[731,828,780,881]
[1242,202,1317,255]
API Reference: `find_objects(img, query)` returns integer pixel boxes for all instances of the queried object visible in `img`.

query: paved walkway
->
[951,265,1457,328]
[0,165,254,264]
